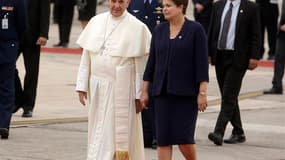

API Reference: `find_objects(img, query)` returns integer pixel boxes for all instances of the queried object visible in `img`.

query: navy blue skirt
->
[154,94,198,146]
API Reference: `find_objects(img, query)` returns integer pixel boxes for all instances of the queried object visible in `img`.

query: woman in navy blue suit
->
[140,0,209,159]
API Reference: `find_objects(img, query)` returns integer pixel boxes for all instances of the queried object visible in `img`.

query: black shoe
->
[151,139,157,149]
[0,128,9,139]
[264,87,283,94]
[53,42,68,48]
[22,110,33,118]
[208,132,223,146]
[224,134,246,144]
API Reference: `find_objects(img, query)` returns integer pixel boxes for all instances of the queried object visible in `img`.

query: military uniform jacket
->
[128,0,164,32]
[0,0,27,63]
[0,0,27,41]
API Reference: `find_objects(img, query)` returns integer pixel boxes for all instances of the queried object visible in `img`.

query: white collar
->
[144,0,152,4]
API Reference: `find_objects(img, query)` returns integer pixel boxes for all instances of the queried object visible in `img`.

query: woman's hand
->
[198,94,207,112]
[140,81,150,111]
[78,91,87,106]
[140,91,149,110]
[198,81,208,112]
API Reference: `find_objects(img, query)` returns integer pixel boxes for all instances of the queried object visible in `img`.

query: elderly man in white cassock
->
[75,0,151,159]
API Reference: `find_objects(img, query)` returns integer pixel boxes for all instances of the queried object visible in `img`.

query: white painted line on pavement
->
[197,119,285,134]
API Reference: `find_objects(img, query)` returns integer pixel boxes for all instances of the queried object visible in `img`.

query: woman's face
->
[162,0,183,21]
[109,0,130,17]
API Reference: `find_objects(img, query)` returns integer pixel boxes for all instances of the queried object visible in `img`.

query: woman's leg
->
[157,145,172,160]
[178,144,197,160]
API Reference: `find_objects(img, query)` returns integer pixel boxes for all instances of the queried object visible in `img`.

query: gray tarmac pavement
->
[1,2,285,160]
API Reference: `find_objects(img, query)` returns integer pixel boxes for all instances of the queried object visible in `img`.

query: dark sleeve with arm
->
[15,0,28,40]
[249,3,262,60]
[40,0,50,39]
[195,24,209,83]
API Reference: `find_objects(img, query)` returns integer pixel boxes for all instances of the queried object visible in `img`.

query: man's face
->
[109,0,130,17]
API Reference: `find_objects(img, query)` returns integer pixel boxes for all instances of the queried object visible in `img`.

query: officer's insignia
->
[156,20,160,25]
[132,10,140,13]
[156,7,162,11]
[155,7,163,14]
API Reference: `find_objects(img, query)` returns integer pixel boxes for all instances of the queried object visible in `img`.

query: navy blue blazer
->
[143,19,209,96]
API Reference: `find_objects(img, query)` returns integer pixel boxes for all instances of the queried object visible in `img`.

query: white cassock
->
[75,10,151,160]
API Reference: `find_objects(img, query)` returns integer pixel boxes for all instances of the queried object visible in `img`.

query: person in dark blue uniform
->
[0,0,27,139]
[141,0,209,159]
[128,0,164,32]
[128,0,165,149]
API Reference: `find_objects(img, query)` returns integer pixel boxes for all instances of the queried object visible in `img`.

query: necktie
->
[219,2,233,49]
[145,0,150,10]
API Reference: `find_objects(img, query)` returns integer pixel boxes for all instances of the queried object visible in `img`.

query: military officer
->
[128,0,164,33]
[128,0,165,149]
[0,0,27,139]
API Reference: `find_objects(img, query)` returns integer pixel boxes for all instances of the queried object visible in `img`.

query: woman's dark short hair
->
[171,0,188,14]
